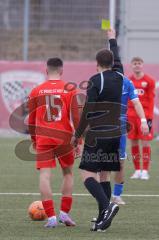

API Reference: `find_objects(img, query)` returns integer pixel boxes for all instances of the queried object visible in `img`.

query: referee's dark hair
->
[96,49,114,68]
[47,58,63,73]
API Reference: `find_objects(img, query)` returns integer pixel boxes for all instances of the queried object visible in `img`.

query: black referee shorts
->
[79,137,121,173]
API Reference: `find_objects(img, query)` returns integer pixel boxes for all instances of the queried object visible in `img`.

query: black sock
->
[100,181,111,201]
[97,181,111,217]
[84,177,109,211]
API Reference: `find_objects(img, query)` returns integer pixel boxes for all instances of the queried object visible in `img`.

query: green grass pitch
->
[0,138,159,240]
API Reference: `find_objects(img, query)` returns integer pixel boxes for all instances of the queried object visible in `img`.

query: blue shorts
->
[119,135,127,160]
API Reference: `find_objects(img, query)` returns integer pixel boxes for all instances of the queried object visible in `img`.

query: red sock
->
[131,145,140,170]
[60,196,73,213]
[42,199,56,218]
[142,146,151,170]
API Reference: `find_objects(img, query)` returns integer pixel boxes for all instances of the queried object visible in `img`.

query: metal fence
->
[0,0,120,61]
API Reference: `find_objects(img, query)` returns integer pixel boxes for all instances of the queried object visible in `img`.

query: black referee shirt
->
[75,39,124,140]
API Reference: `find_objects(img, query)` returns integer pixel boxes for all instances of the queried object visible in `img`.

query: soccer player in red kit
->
[28,58,80,228]
[127,57,155,180]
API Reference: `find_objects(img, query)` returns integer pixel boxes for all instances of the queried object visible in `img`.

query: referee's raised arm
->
[107,29,124,74]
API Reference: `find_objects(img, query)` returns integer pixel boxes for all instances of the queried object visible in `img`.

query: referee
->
[71,29,123,231]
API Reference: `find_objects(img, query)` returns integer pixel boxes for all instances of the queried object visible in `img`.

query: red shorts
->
[36,145,75,169]
[128,116,153,141]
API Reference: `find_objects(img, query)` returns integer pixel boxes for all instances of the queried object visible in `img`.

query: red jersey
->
[127,74,155,119]
[28,80,79,147]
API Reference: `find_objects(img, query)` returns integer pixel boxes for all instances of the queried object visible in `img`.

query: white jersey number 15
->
[45,95,62,121]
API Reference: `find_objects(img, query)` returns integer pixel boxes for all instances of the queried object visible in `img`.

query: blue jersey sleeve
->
[128,81,138,100]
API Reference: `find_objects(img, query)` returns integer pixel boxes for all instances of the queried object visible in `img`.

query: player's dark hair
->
[47,58,63,72]
[96,49,114,68]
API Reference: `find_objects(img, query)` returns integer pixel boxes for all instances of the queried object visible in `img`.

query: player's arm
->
[70,91,84,151]
[147,79,156,119]
[28,90,37,148]
[107,29,124,74]
[131,99,149,135]
[70,91,81,130]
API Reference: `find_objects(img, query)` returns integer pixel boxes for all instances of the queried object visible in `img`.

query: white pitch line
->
[0,193,89,196]
[123,194,159,197]
[0,193,159,197]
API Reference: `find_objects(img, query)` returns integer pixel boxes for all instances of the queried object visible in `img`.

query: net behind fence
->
[0,0,120,61]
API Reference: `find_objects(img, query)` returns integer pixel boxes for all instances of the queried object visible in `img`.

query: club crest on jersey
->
[141,81,148,88]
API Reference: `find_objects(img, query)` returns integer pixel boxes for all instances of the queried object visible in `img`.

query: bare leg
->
[131,139,139,147]
[61,166,73,196]
[100,171,111,182]
[114,161,125,184]
[39,168,52,200]
[80,169,98,182]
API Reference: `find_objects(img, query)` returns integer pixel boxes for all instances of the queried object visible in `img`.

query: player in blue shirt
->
[113,75,138,204]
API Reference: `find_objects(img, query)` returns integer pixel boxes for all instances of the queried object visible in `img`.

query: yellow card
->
[101,19,111,30]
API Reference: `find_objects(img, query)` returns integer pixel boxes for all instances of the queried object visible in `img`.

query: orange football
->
[28,201,47,221]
